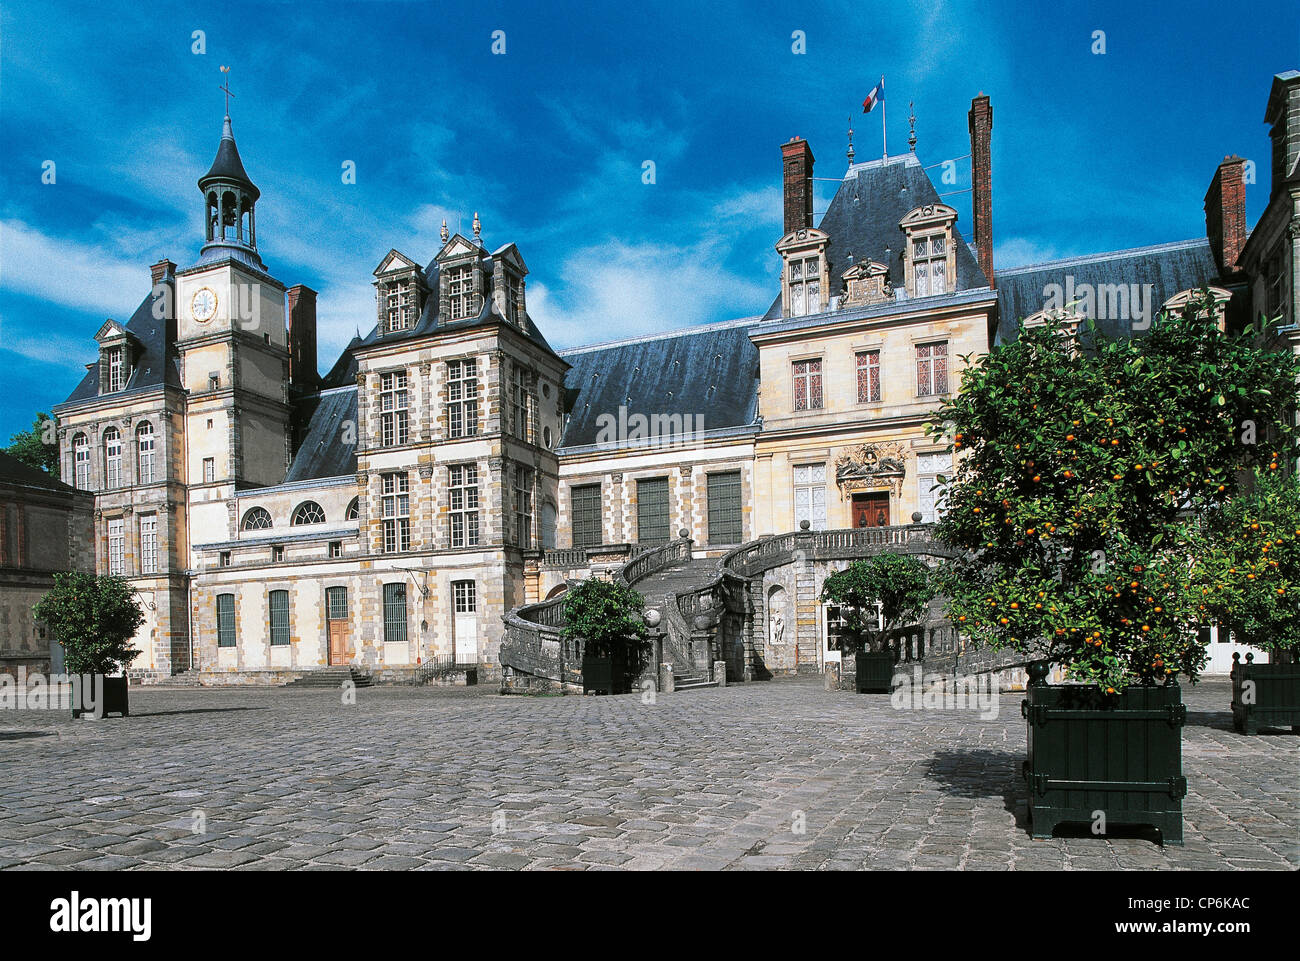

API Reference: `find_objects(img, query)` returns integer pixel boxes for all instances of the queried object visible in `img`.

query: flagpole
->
[881,76,887,160]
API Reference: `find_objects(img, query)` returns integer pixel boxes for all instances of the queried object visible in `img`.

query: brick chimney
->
[1204,156,1247,277]
[968,93,994,287]
[781,137,815,234]
[286,285,318,391]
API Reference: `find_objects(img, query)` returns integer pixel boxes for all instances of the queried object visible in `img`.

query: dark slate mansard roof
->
[57,289,182,408]
[557,319,761,449]
[763,153,989,320]
[993,238,1240,345]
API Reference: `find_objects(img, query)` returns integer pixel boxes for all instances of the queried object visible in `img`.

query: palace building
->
[50,72,1300,683]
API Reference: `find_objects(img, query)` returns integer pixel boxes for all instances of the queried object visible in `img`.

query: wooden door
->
[852,492,890,528]
[326,587,349,666]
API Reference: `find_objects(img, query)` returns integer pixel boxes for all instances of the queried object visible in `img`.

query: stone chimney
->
[968,93,994,287]
[782,137,815,235]
[286,285,318,391]
[151,258,177,346]
[1204,156,1247,276]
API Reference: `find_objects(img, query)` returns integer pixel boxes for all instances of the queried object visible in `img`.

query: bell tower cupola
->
[198,77,263,270]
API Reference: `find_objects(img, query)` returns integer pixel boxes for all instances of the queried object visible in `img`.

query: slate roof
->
[56,289,181,409]
[0,449,75,494]
[994,238,1229,345]
[763,153,988,320]
[558,318,761,449]
[199,115,259,199]
[284,387,358,483]
[352,254,562,363]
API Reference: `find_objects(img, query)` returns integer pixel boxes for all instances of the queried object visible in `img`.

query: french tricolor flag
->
[862,77,885,113]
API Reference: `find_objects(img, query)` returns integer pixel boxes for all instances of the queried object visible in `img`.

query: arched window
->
[103,427,122,488]
[292,501,326,526]
[241,507,272,531]
[346,497,360,520]
[136,422,155,484]
[73,433,90,489]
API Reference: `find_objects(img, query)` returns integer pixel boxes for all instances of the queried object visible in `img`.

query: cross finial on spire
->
[908,100,917,153]
[219,65,234,117]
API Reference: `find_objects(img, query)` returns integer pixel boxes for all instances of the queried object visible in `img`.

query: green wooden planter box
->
[582,654,627,695]
[1021,662,1185,846]
[71,675,130,719]
[855,650,896,694]
[1231,653,1300,734]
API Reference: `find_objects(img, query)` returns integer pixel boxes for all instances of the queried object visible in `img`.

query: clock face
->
[190,287,218,323]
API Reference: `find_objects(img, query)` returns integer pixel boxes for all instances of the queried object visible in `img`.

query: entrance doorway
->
[851,492,890,528]
[326,587,349,666]
[1203,624,1267,674]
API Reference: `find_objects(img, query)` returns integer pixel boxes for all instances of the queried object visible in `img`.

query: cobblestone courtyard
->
[0,677,1295,871]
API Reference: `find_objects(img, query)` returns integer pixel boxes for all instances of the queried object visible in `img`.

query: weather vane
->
[219,65,234,116]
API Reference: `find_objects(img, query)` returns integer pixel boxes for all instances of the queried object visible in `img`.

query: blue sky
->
[1,0,1297,442]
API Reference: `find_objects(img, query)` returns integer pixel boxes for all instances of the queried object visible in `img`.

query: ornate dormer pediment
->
[834,442,907,498]
[436,234,480,263]
[373,248,422,278]
[900,203,958,231]
[775,226,830,254]
[841,260,892,307]
[492,243,528,275]
[94,318,130,344]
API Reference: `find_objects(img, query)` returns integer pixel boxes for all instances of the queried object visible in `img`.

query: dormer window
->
[775,227,830,319]
[448,265,474,319]
[900,204,958,299]
[912,235,948,296]
[107,347,124,391]
[371,250,427,335]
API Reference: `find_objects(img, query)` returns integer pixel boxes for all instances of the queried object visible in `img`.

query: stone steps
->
[283,667,373,689]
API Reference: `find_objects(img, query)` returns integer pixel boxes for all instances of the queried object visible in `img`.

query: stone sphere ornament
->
[643,608,662,628]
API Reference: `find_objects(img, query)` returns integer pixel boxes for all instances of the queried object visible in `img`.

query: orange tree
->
[929,292,1300,691]
[1190,467,1300,659]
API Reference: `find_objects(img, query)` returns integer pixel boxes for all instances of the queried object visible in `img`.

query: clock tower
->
[175,108,293,548]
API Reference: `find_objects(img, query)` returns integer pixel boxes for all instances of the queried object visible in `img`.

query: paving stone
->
[0,677,1292,871]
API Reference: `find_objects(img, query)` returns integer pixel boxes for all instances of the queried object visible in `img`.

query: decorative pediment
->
[491,243,528,275]
[841,260,893,307]
[373,248,422,277]
[436,234,479,263]
[834,442,906,498]
[94,318,129,344]
[900,203,958,231]
[775,226,830,254]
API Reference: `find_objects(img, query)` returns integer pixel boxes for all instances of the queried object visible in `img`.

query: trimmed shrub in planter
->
[931,293,1300,843]
[1192,468,1300,734]
[33,572,143,721]
[563,578,648,696]
[821,553,933,695]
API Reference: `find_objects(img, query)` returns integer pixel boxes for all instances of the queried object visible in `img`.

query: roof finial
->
[846,116,855,166]
[908,100,917,153]
[440,219,449,244]
[219,65,234,118]
[472,211,481,244]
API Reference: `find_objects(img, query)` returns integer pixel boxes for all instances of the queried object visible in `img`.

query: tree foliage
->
[1190,467,1300,657]
[931,292,1300,690]
[561,577,649,658]
[32,571,144,674]
[5,412,58,475]
[820,552,935,653]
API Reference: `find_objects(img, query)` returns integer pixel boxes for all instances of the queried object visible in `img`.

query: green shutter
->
[216,594,236,647]
[383,583,407,643]
[707,471,743,545]
[571,484,603,548]
[269,590,290,645]
[637,477,670,544]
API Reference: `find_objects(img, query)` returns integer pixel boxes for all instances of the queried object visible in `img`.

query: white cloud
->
[0,219,144,317]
